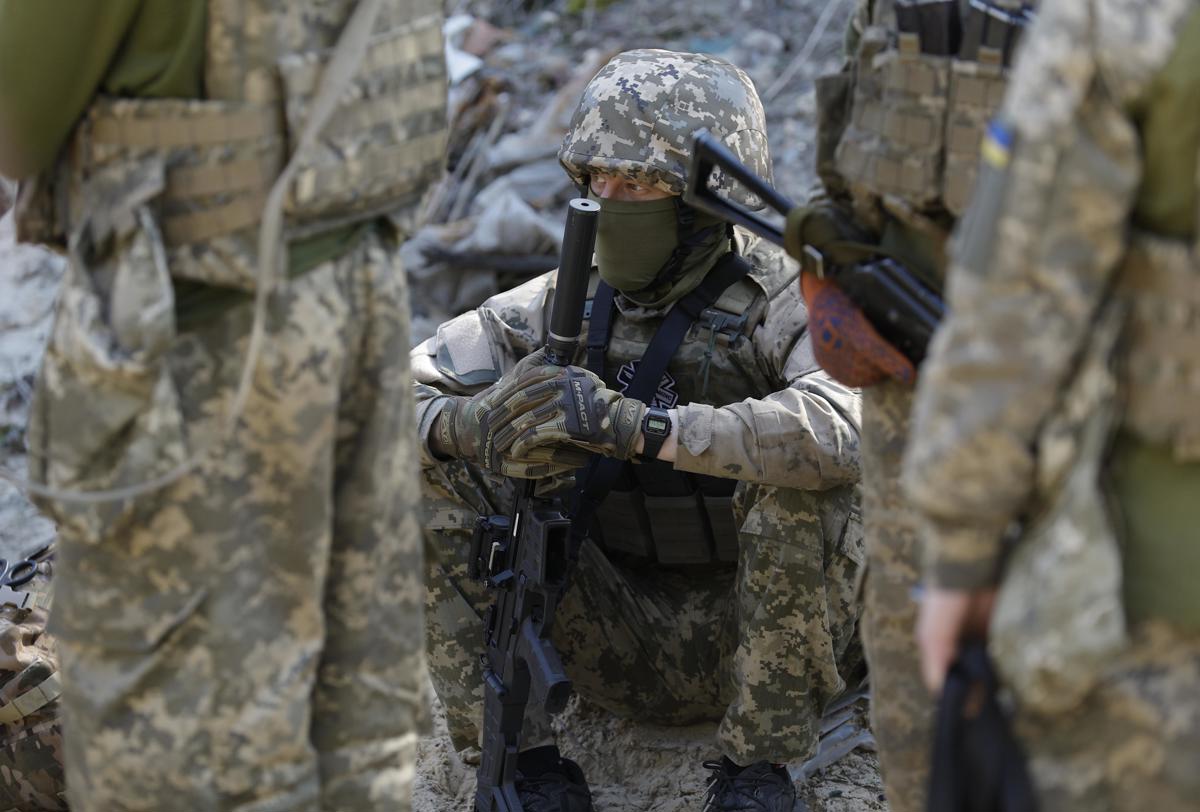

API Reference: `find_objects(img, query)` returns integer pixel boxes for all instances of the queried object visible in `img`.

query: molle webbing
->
[0,671,61,725]
[67,97,287,291]
[573,254,753,565]
[277,13,447,232]
[51,7,446,291]
[1118,231,1200,460]
[591,464,739,565]
[835,30,1010,217]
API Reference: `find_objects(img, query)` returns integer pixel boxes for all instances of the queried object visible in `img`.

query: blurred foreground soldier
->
[414,50,864,812]
[0,0,447,809]
[904,0,1200,809]
[797,2,1037,809]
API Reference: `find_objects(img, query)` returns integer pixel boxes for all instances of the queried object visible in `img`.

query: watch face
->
[646,414,670,435]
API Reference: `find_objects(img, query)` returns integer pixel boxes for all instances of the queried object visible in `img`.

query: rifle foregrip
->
[546,198,600,366]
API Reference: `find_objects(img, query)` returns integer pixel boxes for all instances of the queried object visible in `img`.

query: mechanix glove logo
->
[563,367,600,440]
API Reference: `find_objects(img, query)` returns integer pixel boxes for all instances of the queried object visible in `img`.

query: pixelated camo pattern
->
[27,0,447,290]
[29,225,425,812]
[413,238,863,492]
[558,49,773,207]
[902,0,1200,808]
[416,240,864,764]
[0,557,67,812]
[423,463,865,766]
[906,0,1197,584]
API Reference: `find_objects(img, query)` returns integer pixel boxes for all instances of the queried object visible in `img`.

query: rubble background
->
[407,0,854,345]
[0,0,889,808]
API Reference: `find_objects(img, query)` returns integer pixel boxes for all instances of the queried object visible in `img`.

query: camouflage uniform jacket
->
[413,241,862,491]
[903,0,1200,589]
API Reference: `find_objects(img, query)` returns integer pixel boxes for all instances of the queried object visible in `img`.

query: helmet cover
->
[559,49,773,208]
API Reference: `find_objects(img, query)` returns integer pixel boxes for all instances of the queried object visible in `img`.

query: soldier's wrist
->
[634,407,679,462]
[430,398,463,460]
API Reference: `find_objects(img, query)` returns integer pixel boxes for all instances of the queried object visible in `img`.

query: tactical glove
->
[486,365,646,463]
[435,350,595,478]
[783,200,876,267]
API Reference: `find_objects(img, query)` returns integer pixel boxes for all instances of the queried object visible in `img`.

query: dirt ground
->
[415,691,887,811]
[0,0,890,809]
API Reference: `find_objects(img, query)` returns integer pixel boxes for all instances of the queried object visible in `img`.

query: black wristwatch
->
[640,406,672,461]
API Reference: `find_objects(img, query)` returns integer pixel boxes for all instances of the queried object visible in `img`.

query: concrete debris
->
[406,0,851,346]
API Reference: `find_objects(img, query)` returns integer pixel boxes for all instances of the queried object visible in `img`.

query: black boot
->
[702,756,803,812]
[514,745,594,812]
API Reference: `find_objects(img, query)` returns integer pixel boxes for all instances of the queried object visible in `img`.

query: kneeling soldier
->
[414,49,865,812]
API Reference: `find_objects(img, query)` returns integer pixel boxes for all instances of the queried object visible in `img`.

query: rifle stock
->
[473,198,599,812]
[683,129,945,362]
[684,130,794,246]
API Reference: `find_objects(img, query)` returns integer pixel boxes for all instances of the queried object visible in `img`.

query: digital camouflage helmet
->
[559,49,773,208]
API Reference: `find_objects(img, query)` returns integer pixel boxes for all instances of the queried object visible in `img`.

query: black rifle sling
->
[571,252,753,540]
[928,642,1039,812]
[585,282,618,380]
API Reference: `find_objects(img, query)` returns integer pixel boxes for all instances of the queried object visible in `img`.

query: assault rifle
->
[470,197,600,812]
[683,130,945,363]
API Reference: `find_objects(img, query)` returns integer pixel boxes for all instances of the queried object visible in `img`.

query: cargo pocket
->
[29,157,206,652]
[833,497,866,571]
[835,500,867,625]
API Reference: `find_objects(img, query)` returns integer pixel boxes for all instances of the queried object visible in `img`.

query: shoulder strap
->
[571,252,753,536]
[621,252,753,402]
[585,282,618,380]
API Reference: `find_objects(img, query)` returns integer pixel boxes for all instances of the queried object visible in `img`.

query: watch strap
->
[640,406,671,461]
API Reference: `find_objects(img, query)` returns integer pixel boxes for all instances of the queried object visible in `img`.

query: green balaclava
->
[590,194,730,308]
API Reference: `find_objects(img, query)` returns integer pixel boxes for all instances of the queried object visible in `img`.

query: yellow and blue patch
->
[981,120,1014,168]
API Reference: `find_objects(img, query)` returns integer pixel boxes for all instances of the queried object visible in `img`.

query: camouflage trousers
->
[423,459,864,766]
[859,382,933,812]
[1012,620,1200,811]
[27,227,426,812]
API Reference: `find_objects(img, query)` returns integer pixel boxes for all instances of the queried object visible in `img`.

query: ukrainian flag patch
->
[981,120,1014,168]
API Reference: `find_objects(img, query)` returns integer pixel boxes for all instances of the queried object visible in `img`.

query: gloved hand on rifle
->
[785,201,915,387]
[431,350,599,478]
[484,363,647,464]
